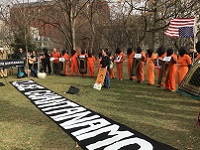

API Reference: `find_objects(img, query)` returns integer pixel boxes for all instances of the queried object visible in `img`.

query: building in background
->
[10,0,110,50]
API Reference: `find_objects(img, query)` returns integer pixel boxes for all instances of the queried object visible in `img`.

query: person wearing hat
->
[0,47,8,77]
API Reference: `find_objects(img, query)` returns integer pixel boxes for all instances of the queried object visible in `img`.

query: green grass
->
[0,65,200,150]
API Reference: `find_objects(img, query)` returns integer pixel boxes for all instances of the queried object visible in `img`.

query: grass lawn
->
[0,63,200,150]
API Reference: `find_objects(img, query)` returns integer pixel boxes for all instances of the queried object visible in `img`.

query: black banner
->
[11,80,177,150]
[0,59,24,68]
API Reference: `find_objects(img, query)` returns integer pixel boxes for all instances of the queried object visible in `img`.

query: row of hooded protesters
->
[128,45,200,92]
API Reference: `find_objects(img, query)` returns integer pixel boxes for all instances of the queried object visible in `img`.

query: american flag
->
[164,17,195,38]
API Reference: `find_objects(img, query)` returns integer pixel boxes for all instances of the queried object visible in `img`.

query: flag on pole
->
[164,17,195,38]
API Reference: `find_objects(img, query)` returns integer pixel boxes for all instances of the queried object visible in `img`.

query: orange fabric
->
[146,53,156,85]
[177,54,192,85]
[136,51,146,82]
[165,54,177,91]
[109,55,115,79]
[71,53,78,76]
[87,56,95,77]
[157,53,166,80]
[62,53,70,76]
[51,51,60,63]
[116,52,125,80]
[127,51,135,79]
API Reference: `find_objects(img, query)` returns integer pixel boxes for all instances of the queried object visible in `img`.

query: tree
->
[38,0,91,51]
[0,0,38,64]
[125,0,200,50]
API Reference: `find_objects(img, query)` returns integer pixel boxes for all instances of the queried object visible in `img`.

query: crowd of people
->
[125,43,200,92]
[1,42,200,91]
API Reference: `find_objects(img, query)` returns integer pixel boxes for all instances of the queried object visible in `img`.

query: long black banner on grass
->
[11,80,176,150]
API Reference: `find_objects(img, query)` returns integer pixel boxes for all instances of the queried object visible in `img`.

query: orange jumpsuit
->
[61,53,70,76]
[87,55,95,77]
[71,53,78,76]
[146,53,156,85]
[127,51,135,80]
[177,54,191,85]
[109,55,115,79]
[136,51,146,83]
[51,51,60,75]
[115,52,125,80]
[52,51,60,63]
[165,54,177,91]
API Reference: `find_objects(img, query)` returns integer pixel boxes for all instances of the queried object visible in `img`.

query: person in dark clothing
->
[41,48,51,74]
[100,48,110,88]
[17,48,26,78]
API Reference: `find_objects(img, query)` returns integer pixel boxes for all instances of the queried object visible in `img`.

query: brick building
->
[10,0,110,50]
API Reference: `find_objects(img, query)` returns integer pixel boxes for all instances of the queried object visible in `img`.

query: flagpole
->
[192,16,198,65]
[194,16,198,51]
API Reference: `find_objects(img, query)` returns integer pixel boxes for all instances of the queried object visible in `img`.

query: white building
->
[30,26,53,49]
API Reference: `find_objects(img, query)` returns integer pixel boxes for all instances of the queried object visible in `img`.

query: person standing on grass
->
[156,46,166,87]
[135,47,146,83]
[165,47,177,92]
[146,48,156,85]
[28,50,38,77]
[115,47,125,81]
[78,49,88,77]
[70,49,79,76]
[61,49,70,76]
[41,48,51,75]
[51,48,60,75]
[17,48,26,77]
[101,48,110,88]
[107,50,115,79]
[87,51,95,77]
[177,46,192,86]
[127,47,135,80]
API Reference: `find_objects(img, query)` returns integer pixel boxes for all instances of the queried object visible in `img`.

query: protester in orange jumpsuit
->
[135,47,146,83]
[70,49,78,76]
[87,51,95,77]
[61,50,70,76]
[78,49,88,77]
[146,48,156,85]
[51,48,60,75]
[107,51,115,79]
[177,46,192,85]
[115,47,125,80]
[165,47,177,92]
[127,47,135,80]
[156,46,166,86]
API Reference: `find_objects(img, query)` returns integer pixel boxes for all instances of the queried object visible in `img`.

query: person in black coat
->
[100,48,110,88]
